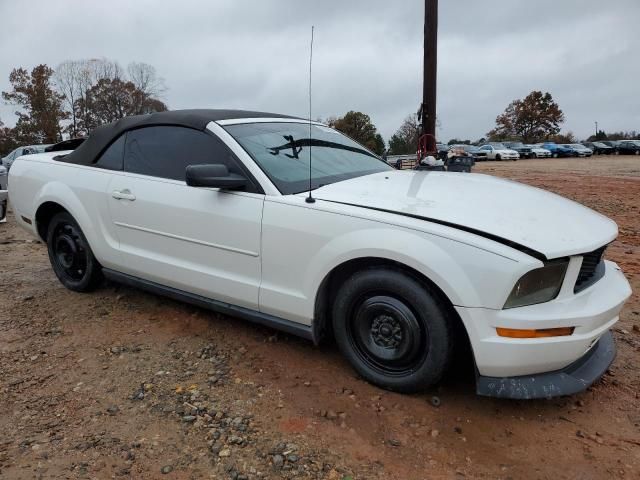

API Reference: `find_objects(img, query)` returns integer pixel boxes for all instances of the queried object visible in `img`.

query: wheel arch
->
[312,256,470,353]
[32,182,106,261]
[35,201,68,241]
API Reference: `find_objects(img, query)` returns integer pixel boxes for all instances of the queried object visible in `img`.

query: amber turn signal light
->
[496,327,575,338]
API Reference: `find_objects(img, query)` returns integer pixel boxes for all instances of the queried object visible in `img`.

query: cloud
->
[1,0,638,142]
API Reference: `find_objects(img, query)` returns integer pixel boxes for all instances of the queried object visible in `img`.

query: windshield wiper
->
[268,137,378,159]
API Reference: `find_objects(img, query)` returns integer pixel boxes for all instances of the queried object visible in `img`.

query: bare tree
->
[74,59,125,134]
[127,62,166,113]
[388,114,420,155]
[53,58,168,135]
[54,60,84,137]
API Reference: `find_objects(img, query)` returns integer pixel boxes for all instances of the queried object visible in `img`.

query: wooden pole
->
[422,0,438,139]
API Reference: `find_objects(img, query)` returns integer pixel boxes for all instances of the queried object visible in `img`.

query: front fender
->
[260,200,538,324]
[307,227,531,311]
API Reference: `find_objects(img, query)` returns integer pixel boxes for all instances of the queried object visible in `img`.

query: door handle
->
[112,189,136,201]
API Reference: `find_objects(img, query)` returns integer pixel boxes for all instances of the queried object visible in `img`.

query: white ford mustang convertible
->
[9,110,631,399]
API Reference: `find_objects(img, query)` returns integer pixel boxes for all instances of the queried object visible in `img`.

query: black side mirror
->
[185,164,247,190]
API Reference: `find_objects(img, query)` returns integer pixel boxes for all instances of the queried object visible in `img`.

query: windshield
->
[224,122,392,195]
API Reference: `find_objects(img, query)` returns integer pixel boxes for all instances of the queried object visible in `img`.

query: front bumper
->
[456,260,631,396]
[476,330,615,399]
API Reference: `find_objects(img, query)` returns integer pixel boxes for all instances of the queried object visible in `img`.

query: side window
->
[96,134,125,170]
[123,126,251,185]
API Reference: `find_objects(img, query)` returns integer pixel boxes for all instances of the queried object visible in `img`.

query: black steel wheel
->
[332,269,453,393]
[348,295,428,376]
[46,212,102,291]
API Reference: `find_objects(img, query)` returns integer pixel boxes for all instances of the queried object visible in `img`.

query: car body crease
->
[264,197,524,263]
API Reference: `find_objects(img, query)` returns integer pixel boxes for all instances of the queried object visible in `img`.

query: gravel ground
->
[0,155,639,479]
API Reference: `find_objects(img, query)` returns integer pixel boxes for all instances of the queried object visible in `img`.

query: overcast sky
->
[1,0,639,142]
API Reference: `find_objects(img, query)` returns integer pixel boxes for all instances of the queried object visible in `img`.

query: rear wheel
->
[332,269,453,393]
[46,212,102,292]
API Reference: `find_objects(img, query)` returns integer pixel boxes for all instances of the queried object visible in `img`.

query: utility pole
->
[595,121,598,137]
[420,0,438,140]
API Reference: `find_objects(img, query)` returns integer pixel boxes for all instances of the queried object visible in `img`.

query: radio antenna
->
[305,25,316,204]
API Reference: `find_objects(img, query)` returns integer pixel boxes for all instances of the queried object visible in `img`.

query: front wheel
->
[332,269,453,393]
[495,154,501,161]
[46,212,103,292]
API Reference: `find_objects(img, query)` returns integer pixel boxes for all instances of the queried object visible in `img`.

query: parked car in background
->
[0,164,6,190]
[8,109,632,399]
[2,144,52,171]
[449,144,487,161]
[601,140,622,150]
[563,144,593,157]
[0,164,7,222]
[583,142,615,155]
[504,142,534,159]
[615,140,640,155]
[0,165,8,223]
[528,145,552,158]
[478,144,519,161]
[542,142,574,158]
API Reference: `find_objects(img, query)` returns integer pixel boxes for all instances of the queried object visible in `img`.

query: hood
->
[312,171,617,259]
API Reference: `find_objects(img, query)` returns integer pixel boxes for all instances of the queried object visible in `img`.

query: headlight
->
[504,260,568,309]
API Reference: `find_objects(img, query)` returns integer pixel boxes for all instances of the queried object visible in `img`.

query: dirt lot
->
[1,155,639,480]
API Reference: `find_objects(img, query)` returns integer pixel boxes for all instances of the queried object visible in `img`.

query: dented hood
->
[312,171,617,259]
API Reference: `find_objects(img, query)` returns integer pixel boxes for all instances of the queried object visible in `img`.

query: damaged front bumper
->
[456,260,631,399]
[476,330,615,399]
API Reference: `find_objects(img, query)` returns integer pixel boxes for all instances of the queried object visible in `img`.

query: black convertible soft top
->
[59,109,300,165]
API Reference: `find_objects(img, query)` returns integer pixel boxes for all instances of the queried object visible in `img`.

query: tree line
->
[0,58,167,154]
[3,71,633,158]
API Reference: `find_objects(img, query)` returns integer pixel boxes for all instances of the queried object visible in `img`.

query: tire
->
[46,212,102,292]
[553,152,559,158]
[635,150,640,156]
[332,268,453,393]
[495,154,501,161]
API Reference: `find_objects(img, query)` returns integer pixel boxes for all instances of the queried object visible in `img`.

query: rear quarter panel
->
[9,155,121,269]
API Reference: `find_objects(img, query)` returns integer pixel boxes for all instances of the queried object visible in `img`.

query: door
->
[107,126,264,310]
